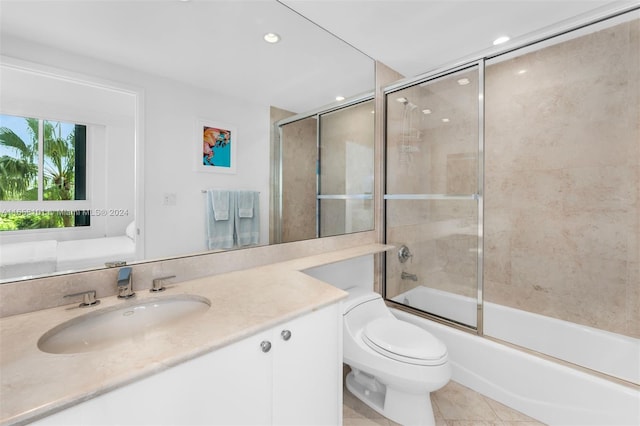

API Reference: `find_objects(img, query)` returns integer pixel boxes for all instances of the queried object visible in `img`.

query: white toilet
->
[343,287,451,426]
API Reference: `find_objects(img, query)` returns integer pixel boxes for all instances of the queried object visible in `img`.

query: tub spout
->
[401,272,418,281]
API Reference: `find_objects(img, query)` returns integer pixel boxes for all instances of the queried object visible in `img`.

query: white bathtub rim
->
[394,285,640,384]
[392,308,640,426]
[483,300,640,384]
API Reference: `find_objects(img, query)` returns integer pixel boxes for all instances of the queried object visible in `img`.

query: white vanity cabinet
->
[32,303,342,426]
[271,303,342,425]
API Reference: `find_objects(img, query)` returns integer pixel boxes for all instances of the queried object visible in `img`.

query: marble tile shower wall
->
[484,19,639,338]
[387,18,639,339]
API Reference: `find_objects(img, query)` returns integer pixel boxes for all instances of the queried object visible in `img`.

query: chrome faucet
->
[401,271,418,281]
[117,266,135,299]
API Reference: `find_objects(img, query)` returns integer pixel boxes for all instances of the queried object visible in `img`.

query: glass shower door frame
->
[382,60,485,334]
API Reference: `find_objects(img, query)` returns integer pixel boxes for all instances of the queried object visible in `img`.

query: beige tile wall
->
[484,18,640,338]
[374,61,405,294]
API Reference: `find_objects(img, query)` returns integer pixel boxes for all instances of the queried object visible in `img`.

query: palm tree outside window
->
[0,114,88,231]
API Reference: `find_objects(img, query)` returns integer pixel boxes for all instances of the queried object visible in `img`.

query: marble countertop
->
[0,244,391,426]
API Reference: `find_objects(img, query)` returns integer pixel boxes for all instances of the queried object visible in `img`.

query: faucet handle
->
[64,290,100,308]
[151,275,176,293]
[398,245,413,263]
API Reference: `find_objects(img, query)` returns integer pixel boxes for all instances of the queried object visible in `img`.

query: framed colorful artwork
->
[196,119,237,174]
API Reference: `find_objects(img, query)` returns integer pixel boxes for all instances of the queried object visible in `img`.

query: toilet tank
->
[343,287,381,314]
[343,288,395,333]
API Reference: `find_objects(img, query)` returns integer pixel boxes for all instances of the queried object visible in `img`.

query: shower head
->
[396,97,417,110]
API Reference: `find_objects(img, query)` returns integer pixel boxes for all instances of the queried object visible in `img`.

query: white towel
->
[205,190,235,249]
[235,191,260,247]
[236,191,254,218]
[211,190,230,221]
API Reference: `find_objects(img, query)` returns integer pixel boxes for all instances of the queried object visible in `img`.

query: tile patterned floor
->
[343,378,546,426]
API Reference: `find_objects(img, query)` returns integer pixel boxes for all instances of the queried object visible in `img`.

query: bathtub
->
[391,286,640,425]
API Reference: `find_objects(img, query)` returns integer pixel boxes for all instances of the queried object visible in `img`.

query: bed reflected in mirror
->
[0,65,138,281]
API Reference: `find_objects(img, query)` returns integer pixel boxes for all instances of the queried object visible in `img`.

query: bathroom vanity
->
[30,305,340,425]
[0,244,391,426]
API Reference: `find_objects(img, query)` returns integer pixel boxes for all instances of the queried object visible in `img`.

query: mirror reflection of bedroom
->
[0,67,137,280]
[0,0,375,283]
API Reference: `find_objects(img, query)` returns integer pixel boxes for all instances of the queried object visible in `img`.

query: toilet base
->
[346,370,436,426]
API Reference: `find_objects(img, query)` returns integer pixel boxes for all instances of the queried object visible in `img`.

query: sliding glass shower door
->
[275,98,375,243]
[318,100,375,237]
[384,64,482,329]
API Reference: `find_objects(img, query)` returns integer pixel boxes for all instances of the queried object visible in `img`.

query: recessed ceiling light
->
[422,109,432,115]
[335,96,345,101]
[264,33,280,43]
[493,36,510,46]
[457,78,470,86]
[396,97,408,103]
[441,118,450,123]
[517,69,527,75]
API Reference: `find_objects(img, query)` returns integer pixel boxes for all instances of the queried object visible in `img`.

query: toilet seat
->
[362,318,448,366]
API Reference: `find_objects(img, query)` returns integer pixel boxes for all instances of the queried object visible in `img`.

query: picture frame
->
[196,119,237,174]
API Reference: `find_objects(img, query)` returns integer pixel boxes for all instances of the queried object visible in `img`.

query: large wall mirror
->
[0,0,375,283]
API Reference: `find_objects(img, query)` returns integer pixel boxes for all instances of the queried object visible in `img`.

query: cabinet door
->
[272,304,341,425]
[32,330,273,426]
[174,330,273,425]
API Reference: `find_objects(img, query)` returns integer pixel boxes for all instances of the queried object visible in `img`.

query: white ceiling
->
[0,0,374,113]
[0,0,636,113]
[282,0,634,79]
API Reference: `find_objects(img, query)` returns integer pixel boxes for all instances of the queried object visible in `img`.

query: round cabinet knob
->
[260,340,272,353]
[281,329,292,341]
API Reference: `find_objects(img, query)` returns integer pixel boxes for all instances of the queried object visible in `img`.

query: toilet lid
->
[362,318,448,366]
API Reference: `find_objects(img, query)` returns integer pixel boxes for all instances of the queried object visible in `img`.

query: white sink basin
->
[38,294,210,354]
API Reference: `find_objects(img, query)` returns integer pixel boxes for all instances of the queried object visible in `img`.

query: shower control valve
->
[398,245,413,263]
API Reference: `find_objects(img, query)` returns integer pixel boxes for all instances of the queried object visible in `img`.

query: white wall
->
[142,77,270,259]
[0,36,270,259]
